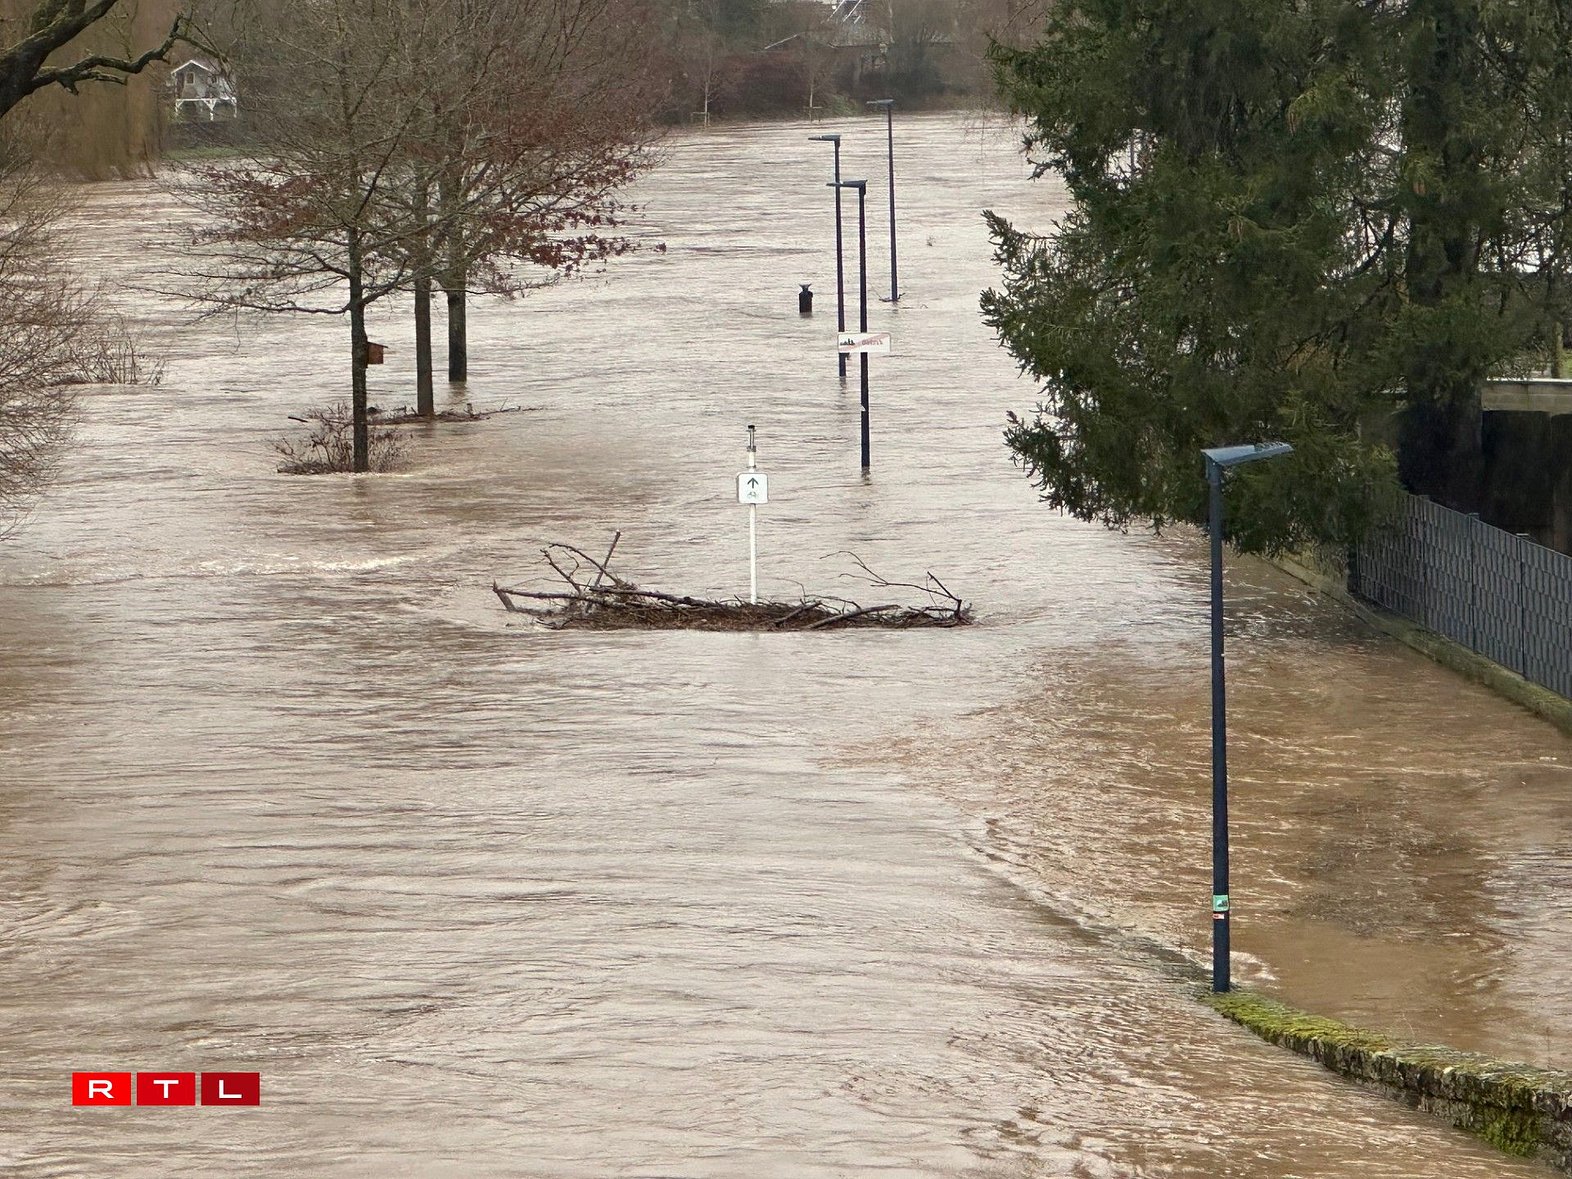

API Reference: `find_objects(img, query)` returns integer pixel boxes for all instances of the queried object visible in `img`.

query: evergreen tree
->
[984,0,1561,553]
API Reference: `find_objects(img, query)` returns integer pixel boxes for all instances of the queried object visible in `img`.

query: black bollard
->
[798,284,813,315]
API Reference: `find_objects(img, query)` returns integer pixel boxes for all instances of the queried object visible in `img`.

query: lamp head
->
[1202,441,1294,470]
[808,133,841,143]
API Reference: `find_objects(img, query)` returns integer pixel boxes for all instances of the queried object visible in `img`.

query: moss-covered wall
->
[1204,990,1572,1170]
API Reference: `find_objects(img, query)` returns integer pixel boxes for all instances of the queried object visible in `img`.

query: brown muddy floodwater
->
[0,113,1568,1177]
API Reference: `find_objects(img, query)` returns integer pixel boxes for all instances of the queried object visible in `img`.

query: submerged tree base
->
[493,536,972,632]
[274,402,407,475]
[274,402,536,474]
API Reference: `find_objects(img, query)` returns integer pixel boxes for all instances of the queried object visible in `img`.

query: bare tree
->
[180,0,439,473]
[0,0,194,120]
[794,28,837,116]
[399,0,659,397]
[657,0,765,126]
[0,120,118,530]
[760,1,839,116]
[674,20,726,128]
[186,0,660,455]
[0,5,196,531]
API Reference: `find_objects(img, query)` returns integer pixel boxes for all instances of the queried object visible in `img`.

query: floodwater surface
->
[0,113,1567,1177]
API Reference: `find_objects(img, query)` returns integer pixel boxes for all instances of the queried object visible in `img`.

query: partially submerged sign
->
[837,331,891,354]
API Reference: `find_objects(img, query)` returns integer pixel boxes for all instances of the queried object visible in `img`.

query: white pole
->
[747,425,758,604]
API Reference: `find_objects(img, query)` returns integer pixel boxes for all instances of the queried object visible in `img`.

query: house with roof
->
[169,58,237,122]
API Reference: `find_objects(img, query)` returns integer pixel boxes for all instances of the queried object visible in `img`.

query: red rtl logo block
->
[73,1070,260,1106]
[72,1073,133,1106]
[199,1072,260,1106]
[137,1073,197,1106]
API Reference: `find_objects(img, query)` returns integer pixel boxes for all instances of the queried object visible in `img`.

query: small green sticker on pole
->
[1212,894,1230,913]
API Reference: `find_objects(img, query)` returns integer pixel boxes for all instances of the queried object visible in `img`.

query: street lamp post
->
[866,98,898,303]
[808,133,847,379]
[832,178,870,468]
[1200,441,1293,993]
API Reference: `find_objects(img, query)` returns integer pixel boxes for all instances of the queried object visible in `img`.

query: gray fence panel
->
[1473,525,1526,675]
[1523,541,1572,699]
[1352,493,1572,702]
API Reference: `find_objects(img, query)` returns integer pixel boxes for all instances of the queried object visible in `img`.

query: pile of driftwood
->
[492,535,971,631]
[370,403,532,425]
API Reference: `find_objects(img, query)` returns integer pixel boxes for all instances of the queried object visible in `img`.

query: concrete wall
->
[1205,991,1572,1170]
[1463,380,1572,554]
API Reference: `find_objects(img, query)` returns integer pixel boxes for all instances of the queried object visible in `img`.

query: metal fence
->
[1352,493,1572,700]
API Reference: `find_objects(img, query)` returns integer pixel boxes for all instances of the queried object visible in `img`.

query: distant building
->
[170,59,237,122]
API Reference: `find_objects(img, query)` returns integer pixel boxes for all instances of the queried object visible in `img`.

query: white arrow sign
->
[838,331,892,354]
[737,471,769,505]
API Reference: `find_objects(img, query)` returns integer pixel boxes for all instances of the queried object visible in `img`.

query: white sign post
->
[738,425,768,604]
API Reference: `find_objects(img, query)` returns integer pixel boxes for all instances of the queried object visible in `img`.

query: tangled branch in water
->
[492,533,972,631]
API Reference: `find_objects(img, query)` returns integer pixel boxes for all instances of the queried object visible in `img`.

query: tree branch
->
[8,10,193,111]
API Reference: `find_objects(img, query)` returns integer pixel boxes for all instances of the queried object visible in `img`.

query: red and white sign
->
[138,1072,199,1106]
[72,1072,132,1106]
[72,1071,260,1107]
[200,1072,261,1106]
[837,331,892,354]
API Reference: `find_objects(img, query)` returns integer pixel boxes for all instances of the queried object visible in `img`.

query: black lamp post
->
[1201,441,1293,993]
[866,98,898,303]
[831,178,870,468]
[808,133,847,379]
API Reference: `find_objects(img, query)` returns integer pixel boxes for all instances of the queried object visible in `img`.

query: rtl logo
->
[72,1072,261,1107]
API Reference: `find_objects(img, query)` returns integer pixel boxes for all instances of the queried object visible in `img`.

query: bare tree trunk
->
[445,269,468,382]
[348,226,370,473]
[440,170,468,382]
[415,274,434,413]
[412,171,434,416]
